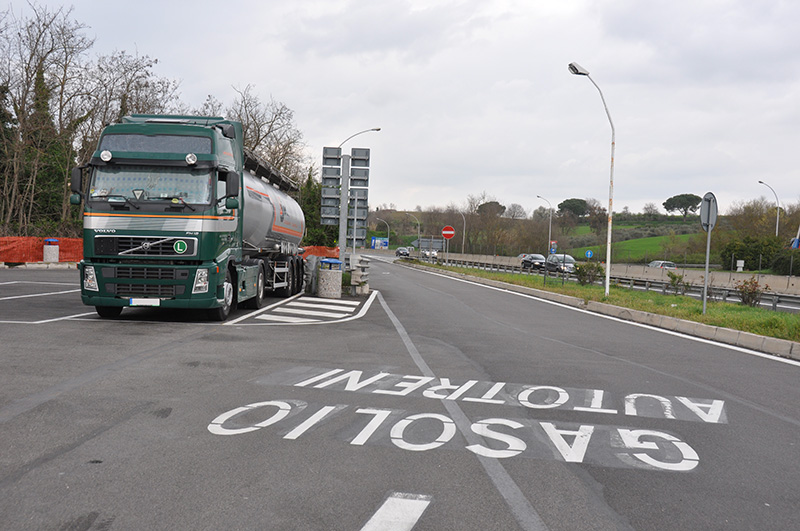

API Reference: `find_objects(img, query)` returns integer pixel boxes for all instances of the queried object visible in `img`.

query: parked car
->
[648,260,676,269]
[421,249,438,258]
[545,253,576,273]
[395,247,409,257]
[521,253,546,270]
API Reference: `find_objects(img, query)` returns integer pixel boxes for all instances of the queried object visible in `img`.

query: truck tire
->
[209,268,234,321]
[242,262,266,309]
[96,306,122,319]
[277,257,293,298]
[295,258,305,294]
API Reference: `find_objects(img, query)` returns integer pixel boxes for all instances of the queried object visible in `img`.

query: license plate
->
[129,298,160,307]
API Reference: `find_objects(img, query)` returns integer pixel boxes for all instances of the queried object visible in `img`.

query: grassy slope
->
[432,264,799,342]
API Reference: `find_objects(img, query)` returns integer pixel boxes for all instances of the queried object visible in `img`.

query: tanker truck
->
[69,114,306,321]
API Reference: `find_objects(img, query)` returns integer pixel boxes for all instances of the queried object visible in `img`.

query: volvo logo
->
[142,241,152,251]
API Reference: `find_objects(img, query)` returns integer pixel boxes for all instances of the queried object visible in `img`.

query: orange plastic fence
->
[301,246,340,258]
[0,237,83,263]
[0,238,336,263]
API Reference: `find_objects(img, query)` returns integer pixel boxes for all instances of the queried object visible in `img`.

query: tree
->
[296,169,337,246]
[585,198,607,238]
[504,203,527,219]
[226,85,307,184]
[663,194,701,220]
[643,202,660,220]
[558,198,587,217]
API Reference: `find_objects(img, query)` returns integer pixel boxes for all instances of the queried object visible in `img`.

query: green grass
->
[428,264,800,342]
[569,233,699,262]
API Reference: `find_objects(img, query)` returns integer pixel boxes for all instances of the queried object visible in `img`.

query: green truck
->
[70,114,306,320]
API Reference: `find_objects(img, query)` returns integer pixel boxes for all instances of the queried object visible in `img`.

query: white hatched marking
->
[361,492,432,531]
[304,298,360,306]
[274,307,352,319]
[255,314,320,323]
[287,301,361,312]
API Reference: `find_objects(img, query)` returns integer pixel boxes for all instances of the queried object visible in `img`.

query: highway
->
[1,262,799,530]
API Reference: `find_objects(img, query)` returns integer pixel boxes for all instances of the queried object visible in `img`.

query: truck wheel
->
[296,258,305,294]
[277,258,293,297]
[209,268,234,321]
[242,263,266,309]
[96,306,122,319]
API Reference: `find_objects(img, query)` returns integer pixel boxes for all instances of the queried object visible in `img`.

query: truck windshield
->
[89,165,213,204]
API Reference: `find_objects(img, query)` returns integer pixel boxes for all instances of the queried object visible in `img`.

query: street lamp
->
[537,195,553,257]
[758,180,780,237]
[338,128,381,148]
[376,217,390,244]
[459,211,466,254]
[337,128,381,263]
[569,62,615,297]
[405,212,421,257]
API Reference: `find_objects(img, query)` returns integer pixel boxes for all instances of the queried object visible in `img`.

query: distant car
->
[521,254,546,270]
[545,254,576,273]
[648,260,676,269]
[421,249,438,258]
[395,247,409,257]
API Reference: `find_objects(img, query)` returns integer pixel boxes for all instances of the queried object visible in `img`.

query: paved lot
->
[1,263,800,530]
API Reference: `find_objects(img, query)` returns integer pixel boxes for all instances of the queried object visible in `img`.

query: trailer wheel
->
[277,257,294,297]
[209,268,234,321]
[242,262,266,309]
[296,258,305,294]
[96,306,122,319]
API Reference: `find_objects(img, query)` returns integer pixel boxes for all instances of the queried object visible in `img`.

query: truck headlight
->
[84,265,99,291]
[193,268,209,293]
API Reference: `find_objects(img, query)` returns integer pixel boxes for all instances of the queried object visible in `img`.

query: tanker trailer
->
[70,114,306,321]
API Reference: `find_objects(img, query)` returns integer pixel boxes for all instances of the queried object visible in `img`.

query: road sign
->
[700,192,717,232]
[585,250,593,259]
[442,226,456,240]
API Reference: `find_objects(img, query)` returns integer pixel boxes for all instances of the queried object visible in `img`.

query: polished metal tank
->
[241,170,305,250]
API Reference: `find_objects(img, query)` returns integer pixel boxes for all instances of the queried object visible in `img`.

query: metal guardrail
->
[431,257,800,313]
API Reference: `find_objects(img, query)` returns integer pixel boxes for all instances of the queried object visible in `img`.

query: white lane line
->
[360,492,432,531]
[255,314,320,323]
[287,301,361,312]
[273,307,352,319]
[0,289,81,301]
[378,292,548,531]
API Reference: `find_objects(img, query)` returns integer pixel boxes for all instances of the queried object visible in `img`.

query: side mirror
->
[225,197,239,209]
[225,171,239,198]
[70,167,83,194]
[70,194,81,205]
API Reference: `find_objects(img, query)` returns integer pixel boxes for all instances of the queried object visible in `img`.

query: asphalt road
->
[1,261,799,530]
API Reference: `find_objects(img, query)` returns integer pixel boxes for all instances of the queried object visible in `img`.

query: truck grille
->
[106,283,185,297]
[103,267,189,280]
[95,236,197,257]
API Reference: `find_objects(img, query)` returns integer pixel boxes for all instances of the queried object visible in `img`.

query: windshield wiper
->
[154,196,197,211]
[91,194,140,209]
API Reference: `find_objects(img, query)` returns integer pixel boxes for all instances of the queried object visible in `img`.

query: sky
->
[14,0,800,216]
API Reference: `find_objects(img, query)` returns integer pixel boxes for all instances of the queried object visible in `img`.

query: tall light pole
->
[337,128,381,263]
[376,217,390,245]
[405,212,421,257]
[569,62,615,297]
[459,211,466,254]
[537,195,553,257]
[758,180,780,237]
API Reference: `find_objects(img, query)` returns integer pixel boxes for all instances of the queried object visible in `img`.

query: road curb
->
[407,263,800,361]
[1,262,78,269]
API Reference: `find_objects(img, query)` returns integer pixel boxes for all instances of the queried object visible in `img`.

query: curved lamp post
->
[758,180,780,237]
[405,212,421,256]
[569,62,615,296]
[537,195,553,257]
[337,128,381,262]
[376,217,390,244]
